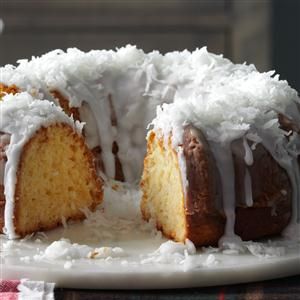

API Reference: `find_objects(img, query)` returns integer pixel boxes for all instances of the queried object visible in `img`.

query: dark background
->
[0,0,299,92]
[273,0,300,92]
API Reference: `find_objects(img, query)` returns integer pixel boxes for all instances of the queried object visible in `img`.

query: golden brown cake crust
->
[183,126,225,246]
[183,125,293,245]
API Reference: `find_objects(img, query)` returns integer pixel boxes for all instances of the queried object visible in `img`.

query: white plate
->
[1,228,300,289]
[1,186,300,289]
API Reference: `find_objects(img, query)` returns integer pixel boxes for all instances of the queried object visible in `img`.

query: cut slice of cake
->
[141,127,226,246]
[0,92,103,238]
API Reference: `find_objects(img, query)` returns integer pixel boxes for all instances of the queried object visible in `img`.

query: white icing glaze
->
[243,136,254,166]
[209,142,242,247]
[79,102,101,149]
[244,168,253,207]
[3,46,299,182]
[1,47,174,183]
[177,145,188,196]
[0,92,83,239]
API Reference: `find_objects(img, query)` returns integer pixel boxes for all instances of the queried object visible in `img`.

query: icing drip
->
[0,133,10,186]
[244,168,253,207]
[242,136,253,207]
[79,102,105,175]
[72,84,116,179]
[209,142,242,246]
[243,136,254,165]
[90,103,114,179]
[79,102,101,150]
[177,145,188,195]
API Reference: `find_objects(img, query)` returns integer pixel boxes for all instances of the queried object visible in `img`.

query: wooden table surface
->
[55,274,300,300]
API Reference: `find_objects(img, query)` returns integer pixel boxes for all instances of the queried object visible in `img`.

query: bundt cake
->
[140,50,300,246]
[0,93,103,239]
[1,46,299,246]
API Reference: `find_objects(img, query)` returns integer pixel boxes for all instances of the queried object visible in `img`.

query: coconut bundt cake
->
[0,46,299,245]
[0,93,103,239]
[141,51,300,246]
